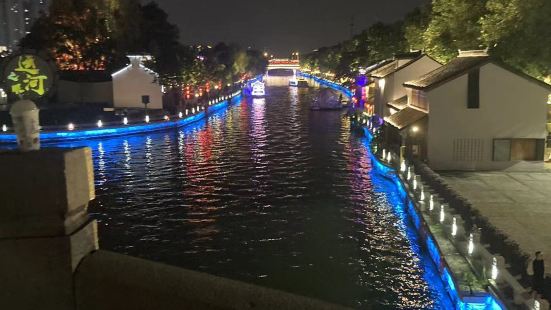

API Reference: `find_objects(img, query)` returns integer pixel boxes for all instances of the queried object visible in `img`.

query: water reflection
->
[46,86,451,309]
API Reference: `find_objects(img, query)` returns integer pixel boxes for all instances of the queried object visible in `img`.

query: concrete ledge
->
[75,250,349,310]
[0,148,94,238]
[0,220,98,310]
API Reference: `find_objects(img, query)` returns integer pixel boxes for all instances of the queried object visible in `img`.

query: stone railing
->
[375,142,548,310]
[0,148,349,310]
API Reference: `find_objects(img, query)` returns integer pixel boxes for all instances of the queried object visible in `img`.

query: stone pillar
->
[0,148,98,310]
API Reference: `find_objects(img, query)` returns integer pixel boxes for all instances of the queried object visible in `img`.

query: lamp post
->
[142,95,150,120]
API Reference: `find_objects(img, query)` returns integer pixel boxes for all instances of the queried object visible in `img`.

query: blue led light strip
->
[0,93,242,144]
[313,74,504,310]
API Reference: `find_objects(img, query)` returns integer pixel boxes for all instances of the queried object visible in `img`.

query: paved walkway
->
[440,171,551,259]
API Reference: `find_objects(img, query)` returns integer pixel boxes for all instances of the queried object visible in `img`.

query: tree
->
[20,0,114,70]
[404,6,432,52]
[422,0,488,62]
[481,0,551,80]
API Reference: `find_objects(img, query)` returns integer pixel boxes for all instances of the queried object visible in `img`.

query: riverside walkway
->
[441,171,551,267]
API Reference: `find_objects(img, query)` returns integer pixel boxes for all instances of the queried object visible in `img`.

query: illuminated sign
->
[2,54,54,100]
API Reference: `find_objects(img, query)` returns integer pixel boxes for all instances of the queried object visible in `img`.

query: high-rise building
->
[0,0,49,51]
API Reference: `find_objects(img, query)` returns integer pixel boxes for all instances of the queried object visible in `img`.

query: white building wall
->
[375,56,441,117]
[427,63,549,170]
[112,63,162,110]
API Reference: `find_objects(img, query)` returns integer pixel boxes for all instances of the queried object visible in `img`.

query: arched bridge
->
[267,59,300,76]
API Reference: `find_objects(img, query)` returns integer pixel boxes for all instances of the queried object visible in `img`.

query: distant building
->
[368,51,441,118]
[112,55,163,110]
[387,50,551,171]
[0,0,49,50]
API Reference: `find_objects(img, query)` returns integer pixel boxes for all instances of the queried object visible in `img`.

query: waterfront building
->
[0,0,49,50]
[112,55,163,110]
[368,51,441,118]
[387,50,551,171]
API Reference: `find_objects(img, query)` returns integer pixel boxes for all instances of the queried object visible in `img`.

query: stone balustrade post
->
[0,148,98,310]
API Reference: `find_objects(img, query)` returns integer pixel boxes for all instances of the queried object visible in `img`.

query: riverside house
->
[368,51,441,119]
[385,50,551,171]
[112,55,163,110]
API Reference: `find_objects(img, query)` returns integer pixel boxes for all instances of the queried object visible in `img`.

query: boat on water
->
[310,88,344,111]
[289,78,299,87]
[289,78,308,88]
[297,79,309,87]
[251,80,266,97]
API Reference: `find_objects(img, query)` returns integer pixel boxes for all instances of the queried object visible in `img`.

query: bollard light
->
[123,117,128,125]
[400,161,406,172]
[382,149,386,160]
[386,151,392,163]
[420,188,425,201]
[68,123,75,131]
[407,167,412,180]
[145,115,150,123]
[185,109,189,116]
[178,112,183,118]
[440,204,445,223]
[451,217,457,236]
[491,257,499,280]
[192,107,195,114]
[2,124,7,132]
[97,120,103,128]
[468,233,474,255]
[164,115,169,121]
[413,177,418,190]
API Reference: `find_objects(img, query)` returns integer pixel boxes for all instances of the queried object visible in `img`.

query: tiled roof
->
[387,96,408,110]
[404,54,551,91]
[403,56,489,90]
[385,106,427,130]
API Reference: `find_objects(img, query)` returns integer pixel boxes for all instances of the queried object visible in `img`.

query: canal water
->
[54,77,452,309]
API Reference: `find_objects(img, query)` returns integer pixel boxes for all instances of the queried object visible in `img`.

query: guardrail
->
[306,74,545,310]
[298,72,353,98]
[0,91,242,143]
[372,134,547,310]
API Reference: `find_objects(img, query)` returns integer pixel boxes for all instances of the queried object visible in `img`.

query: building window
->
[467,69,480,109]
[493,138,545,161]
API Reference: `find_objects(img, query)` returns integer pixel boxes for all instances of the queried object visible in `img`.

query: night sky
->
[152,0,427,56]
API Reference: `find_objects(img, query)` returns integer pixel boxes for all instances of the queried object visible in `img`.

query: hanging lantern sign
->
[1,53,55,101]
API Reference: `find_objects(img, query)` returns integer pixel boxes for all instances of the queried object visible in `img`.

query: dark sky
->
[151,0,426,56]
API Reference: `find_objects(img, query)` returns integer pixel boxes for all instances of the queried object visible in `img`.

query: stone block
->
[0,148,94,238]
[0,221,98,310]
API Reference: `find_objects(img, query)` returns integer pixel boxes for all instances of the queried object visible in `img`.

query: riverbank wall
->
[302,74,546,309]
